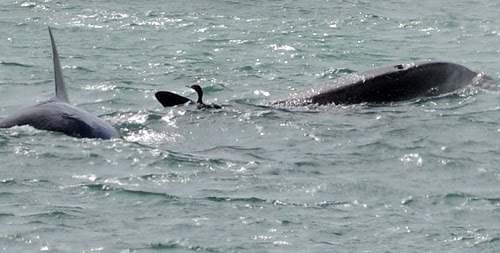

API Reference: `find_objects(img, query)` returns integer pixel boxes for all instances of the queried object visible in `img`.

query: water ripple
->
[0,61,33,68]
[78,182,178,200]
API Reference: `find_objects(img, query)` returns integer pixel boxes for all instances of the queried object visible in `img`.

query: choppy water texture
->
[1,0,499,252]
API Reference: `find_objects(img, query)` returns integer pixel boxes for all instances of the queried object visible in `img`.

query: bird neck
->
[196,91,203,104]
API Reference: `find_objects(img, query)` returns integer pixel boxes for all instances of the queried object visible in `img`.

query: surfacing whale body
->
[155,61,490,109]
[0,27,120,139]
[272,61,491,106]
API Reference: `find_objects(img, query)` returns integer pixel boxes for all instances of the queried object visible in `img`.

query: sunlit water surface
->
[0,0,499,252]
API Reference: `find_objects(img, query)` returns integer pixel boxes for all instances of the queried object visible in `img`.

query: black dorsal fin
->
[48,27,70,103]
[154,91,193,107]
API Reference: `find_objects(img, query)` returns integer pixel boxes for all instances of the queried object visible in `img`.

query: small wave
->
[62,65,94,72]
[82,83,116,91]
[401,196,416,206]
[80,183,114,192]
[312,200,368,211]
[148,242,179,250]
[0,178,16,185]
[0,213,15,218]
[144,241,219,252]
[118,188,178,199]
[443,192,477,201]
[205,196,267,203]
[125,128,182,146]
[402,193,500,210]
[0,61,33,68]
[0,125,47,140]
[137,173,181,182]
[484,198,500,204]
[24,211,78,219]
[318,67,356,79]
[80,182,178,199]
[200,145,265,153]
[446,228,500,247]
[203,196,343,210]
[146,151,211,168]
[417,193,477,204]
[314,200,354,208]
[269,44,296,51]
[239,65,254,72]
[19,1,49,10]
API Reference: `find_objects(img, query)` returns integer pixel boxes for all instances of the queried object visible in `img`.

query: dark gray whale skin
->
[272,61,491,106]
[0,99,120,139]
[0,27,120,139]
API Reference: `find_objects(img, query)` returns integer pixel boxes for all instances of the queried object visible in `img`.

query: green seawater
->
[0,0,499,252]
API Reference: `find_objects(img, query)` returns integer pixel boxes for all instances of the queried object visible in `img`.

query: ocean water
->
[1,0,499,252]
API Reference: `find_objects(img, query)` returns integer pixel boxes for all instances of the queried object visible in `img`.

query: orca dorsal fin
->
[48,27,70,103]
